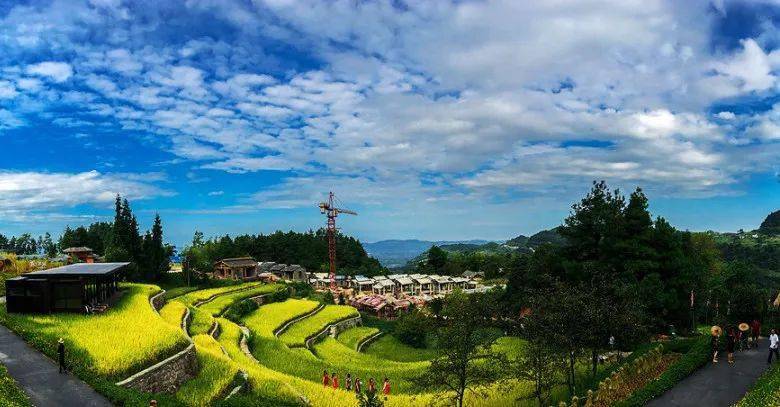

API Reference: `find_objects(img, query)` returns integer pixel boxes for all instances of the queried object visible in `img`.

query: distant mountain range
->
[363,239,493,268]
[365,227,566,267]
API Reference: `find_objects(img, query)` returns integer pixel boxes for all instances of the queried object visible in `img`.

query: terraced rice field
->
[0,282,545,407]
[362,333,438,362]
[175,334,239,406]
[198,283,284,317]
[336,326,379,350]
[0,284,189,378]
[242,298,320,338]
[277,305,359,347]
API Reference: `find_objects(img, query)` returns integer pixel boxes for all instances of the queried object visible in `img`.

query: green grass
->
[363,334,438,362]
[243,299,320,338]
[278,305,359,347]
[175,334,239,406]
[336,326,379,350]
[198,284,283,317]
[163,286,202,301]
[0,363,30,407]
[735,362,780,406]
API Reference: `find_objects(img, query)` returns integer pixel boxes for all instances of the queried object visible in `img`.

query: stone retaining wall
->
[305,316,362,349]
[150,290,166,312]
[274,304,325,337]
[356,331,385,352]
[115,344,198,394]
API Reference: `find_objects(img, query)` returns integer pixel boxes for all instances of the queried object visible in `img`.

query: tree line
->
[181,229,384,278]
[1,195,171,282]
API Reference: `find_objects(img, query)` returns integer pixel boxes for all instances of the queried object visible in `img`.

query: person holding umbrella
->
[739,323,750,351]
[711,326,722,363]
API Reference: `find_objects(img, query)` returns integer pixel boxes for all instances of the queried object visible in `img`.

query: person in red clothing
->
[382,377,391,399]
[332,372,339,389]
[368,377,376,393]
[354,377,362,394]
[752,320,761,349]
[322,370,330,387]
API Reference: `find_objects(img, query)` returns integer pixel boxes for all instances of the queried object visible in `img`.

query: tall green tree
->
[416,291,507,407]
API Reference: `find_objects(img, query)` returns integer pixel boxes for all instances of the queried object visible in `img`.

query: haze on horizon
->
[0,0,778,248]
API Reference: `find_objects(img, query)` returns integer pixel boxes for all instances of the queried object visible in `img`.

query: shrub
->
[224,298,260,322]
[614,336,710,406]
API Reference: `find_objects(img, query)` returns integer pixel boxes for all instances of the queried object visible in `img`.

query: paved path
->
[0,325,113,407]
[647,338,770,407]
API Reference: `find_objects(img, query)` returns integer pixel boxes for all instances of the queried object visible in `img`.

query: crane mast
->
[318,192,357,291]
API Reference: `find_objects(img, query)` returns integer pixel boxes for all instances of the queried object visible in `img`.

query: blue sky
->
[0,0,778,249]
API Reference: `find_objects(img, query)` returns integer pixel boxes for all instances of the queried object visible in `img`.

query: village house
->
[63,247,96,263]
[372,278,395,295]
[213,257,259,280]
[351,275,375,293]
[410,275,433,294]
[462,270,485,280]
[390,275,415,295]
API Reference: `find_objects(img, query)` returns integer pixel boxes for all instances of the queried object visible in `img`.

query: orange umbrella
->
[711,326,722,336]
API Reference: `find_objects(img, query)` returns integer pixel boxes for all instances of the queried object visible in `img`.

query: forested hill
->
[709,210,780,274]
[182,229,384,276]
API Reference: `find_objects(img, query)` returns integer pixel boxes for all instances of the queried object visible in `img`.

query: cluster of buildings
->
[308,272,483,296]
[212,257,308,282]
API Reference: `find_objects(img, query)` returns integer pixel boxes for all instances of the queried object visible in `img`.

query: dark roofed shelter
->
[213,257,258,280]
[5,263,129,314]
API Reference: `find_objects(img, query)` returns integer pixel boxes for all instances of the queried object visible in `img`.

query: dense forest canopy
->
[182,229,384,276]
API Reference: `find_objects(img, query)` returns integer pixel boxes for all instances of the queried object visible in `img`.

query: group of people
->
[322,371,391,398]
[710,320,780,366]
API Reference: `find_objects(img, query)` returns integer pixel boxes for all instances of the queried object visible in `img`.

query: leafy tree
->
[416,291,507,407]
[394,310,430,348]
[512,340,564,406]
[322,290,335,304]
[426,245,448,274]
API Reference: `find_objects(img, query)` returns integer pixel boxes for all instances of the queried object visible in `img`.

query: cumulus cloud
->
[0,0,778,221]
[25,61,73,82]
[0,170,171,219]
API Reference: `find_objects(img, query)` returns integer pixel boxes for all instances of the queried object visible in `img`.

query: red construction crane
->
[318,192,357,290]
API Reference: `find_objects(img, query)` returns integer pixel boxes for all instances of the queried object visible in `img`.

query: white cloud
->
[25,61,73,83]
[0,170,171,216]
[714,39,776,92]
